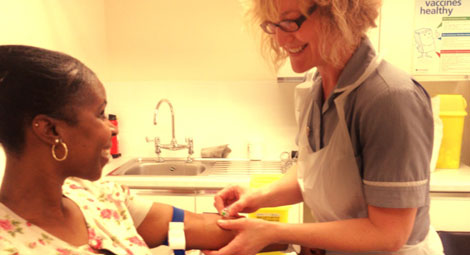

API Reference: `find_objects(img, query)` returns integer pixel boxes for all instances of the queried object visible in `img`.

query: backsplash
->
[104,80,299,161]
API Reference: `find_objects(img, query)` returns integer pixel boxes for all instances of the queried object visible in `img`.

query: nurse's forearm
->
[270,206,417,252]
[259,164,303,207]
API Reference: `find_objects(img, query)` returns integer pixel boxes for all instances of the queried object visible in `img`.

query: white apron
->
[295,55,443,255]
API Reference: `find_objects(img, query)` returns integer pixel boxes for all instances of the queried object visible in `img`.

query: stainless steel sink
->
[108,157,284,177]
[109,158,209,176]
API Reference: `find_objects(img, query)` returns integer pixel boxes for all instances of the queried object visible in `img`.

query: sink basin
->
[108,157,284,177]
[109,158,207,176]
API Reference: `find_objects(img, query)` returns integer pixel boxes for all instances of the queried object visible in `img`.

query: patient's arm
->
[136,202,287,251]
[136,202,234,249]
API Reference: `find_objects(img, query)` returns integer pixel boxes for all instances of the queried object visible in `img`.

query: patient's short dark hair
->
[0,45,97,155]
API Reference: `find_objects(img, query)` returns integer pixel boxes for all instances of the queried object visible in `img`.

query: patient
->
[0,45,281,254]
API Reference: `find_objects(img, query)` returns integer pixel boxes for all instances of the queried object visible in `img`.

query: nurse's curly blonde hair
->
[243,0,382,70]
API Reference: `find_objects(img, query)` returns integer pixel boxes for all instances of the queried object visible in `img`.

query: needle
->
[220,208,229,218]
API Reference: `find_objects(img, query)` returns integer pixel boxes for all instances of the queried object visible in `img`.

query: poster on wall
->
[413,0,470,74]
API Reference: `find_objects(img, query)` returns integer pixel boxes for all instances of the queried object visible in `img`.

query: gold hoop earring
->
[51,138,68,161]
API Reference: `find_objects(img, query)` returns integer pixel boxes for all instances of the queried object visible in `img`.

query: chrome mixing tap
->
[146,99,194,162]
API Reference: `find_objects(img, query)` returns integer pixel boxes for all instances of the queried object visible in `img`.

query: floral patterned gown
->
[0,178,154,255]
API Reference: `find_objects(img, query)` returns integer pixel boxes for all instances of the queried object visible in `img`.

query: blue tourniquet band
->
[172,206,185,222]
[174,247,186,255]
[163,206,185,255]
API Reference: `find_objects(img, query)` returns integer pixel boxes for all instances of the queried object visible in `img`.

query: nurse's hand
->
[213,185,262,217]
[202,218,275,255]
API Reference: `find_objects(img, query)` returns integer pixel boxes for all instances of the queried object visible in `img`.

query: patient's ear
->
[31,114,62,145]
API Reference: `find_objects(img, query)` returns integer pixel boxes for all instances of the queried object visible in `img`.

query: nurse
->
[209,0,444,254]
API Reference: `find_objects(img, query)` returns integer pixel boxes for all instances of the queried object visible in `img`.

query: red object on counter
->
[109,114,121,158]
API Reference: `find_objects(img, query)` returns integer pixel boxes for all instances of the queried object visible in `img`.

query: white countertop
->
[430,164,470,192]
[103,157,470,192]
[104,175,250,190]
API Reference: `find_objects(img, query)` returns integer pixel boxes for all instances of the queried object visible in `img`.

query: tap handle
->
[155,137,162,154]
[186,137,194,155]
[146,136,162,154]
[170,137,178,147]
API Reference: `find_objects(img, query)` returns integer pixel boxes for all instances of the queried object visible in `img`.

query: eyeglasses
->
[260,5,317,34]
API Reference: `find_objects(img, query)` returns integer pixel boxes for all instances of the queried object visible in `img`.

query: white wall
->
[104,0,274,81]
[101,0,297,160]
[379,0,415,73]
[0,0,108,78]
[104,80,298,160]
[0,0,468,175]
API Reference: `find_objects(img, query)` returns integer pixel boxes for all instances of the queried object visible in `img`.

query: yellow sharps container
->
[436,94,467,169]
[249,174,290,255]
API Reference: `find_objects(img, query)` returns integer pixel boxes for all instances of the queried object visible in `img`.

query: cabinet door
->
[430,192,470,231]
[132,189,196,212]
